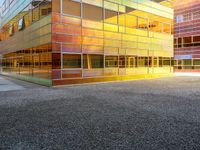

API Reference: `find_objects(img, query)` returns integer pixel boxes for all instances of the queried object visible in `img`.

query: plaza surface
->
[0,76,24,92]
[0,76,200,149]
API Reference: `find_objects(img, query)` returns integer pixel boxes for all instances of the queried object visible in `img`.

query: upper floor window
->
[176,15,183,23]
[18,17,25,31]
[183,13,192,22]
[62,0,81,17]
[2,0,16,14]
[9,24,14,36]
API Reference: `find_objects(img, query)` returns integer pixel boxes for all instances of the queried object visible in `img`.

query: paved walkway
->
[0,76,24,92]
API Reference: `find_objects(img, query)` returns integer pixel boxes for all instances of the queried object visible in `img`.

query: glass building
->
[174,0,200,72]
[0,0,173,86]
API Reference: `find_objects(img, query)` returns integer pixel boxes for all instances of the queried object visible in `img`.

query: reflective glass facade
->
[0,0,52,86]
[0,0,173,86]
[174,0,200,72]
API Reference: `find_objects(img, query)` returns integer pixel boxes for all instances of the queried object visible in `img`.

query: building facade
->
[0,0,173,86]
[174,0,200,73]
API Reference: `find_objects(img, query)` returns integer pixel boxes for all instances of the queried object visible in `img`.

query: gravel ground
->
[0,76,200,150]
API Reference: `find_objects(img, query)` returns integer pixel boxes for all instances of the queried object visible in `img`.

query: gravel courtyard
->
[0,76,200,150]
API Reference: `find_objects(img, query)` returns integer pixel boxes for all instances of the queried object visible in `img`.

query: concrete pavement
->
[0,76,24,92]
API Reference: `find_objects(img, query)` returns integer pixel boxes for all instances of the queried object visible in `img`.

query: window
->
[24,12,32,27]
[62,0,81,17]
[52,53,61,69]
[194,59,200,65]
[32,6,40,22]
[154,57,158,67]
[125,6,135,14]
[6,0,9,8]
[52,0,60,12]
[125,15,137,28]
[2,2,6,13]
[183,13,192,22]
[83,4,103,21]
[138,17,148,29]
[174,39,177,45]
[183,59,192,65]
[33,53,40,67]
[178,38,182,48]
[163,23,171,34]
[105,56,118,68]
[23,4,32,27]
[183,36,192,47]
[163,57,171,66]
[119,56,125,68]
[126,56,136,68]
[83,54,103,69]
[63,54,81,69]
[159,57,163,67]
[174,38,178,48]
[149,57,153,67]
[193,36,200,43]
[193,11,200,20]
[9,24,14,36]
[153,21,163,32]
[176,15,183,23]
[10,0,17,8]
[183,37,192,43]
[149,19,156,32]
[105,9,118,24]
[1,0,53,41]
[10,0,15,5]
[18,17,25,31]
[119,12,125,27]
[40,1,52,17]
[138,57,148,67]
[41,8,49,16]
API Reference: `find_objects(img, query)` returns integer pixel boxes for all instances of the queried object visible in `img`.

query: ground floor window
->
[138,57,148,67]
[105,56,118,68]
[194,59,200,66]
[173,58,200,70]
[83,54,104,69]
[119,56,125,68]
[183,59,192,66]
[163,57,171,66]
[63,54,81,69]
[126,56,136,68]
[2,44,52,79]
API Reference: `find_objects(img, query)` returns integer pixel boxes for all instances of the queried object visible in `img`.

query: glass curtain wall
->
[51,0,173,84]
[0,0,173,86]
[0,0,52,85]
[2,44,52,79]
[174,0,200,72]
